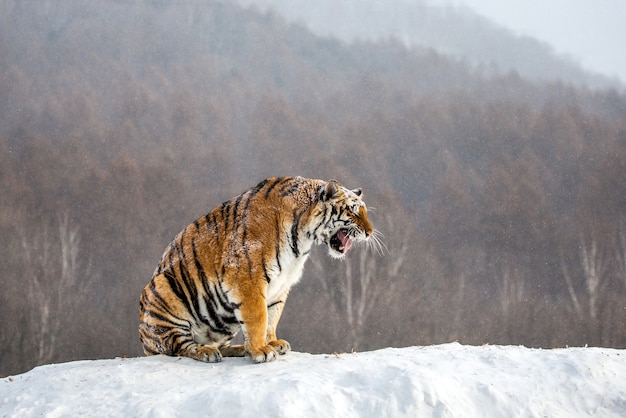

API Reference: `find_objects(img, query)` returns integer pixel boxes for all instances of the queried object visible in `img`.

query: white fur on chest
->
[267,252,310,303]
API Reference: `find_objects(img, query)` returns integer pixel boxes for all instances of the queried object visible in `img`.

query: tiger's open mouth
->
[330,229,352,254]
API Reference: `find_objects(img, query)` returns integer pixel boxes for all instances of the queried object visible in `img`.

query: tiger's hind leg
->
[139,322,223,362]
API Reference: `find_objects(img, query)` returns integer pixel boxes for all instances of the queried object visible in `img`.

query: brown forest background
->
[1,1,625,376]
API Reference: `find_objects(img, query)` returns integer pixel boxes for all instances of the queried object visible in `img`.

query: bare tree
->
[580,234,608,320]
[615,227,626,289]
[561,249,583,320]
[316,213,407,350]
[18,214,88,365]
[59,215,82,291]
[497,260,525,317]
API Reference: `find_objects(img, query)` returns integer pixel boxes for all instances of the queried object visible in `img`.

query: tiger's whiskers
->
[353,227,386,256]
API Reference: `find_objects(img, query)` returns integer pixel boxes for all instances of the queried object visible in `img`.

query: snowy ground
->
[2,343,625,417]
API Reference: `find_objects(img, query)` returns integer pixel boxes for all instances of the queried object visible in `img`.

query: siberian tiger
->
[139,176,376,363]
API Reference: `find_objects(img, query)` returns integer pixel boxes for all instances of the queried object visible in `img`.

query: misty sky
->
[445,0,626,84]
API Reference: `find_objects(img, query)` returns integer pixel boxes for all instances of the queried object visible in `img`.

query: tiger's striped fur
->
[139,176,374,363]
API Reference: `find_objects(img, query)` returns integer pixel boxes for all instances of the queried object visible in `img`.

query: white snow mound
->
[2,343,625,417]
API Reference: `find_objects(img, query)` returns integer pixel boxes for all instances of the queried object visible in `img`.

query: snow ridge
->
[2,343,625,417]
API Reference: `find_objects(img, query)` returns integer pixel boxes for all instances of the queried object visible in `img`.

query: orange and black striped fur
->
[139,177,374,363]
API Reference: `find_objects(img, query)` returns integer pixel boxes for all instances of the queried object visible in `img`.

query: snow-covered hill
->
[2,343,625,417]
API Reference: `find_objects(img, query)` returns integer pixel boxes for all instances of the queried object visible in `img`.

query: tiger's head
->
[315,180,375,259]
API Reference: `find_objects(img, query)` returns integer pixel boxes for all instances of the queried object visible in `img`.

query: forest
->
[1,0,625,376]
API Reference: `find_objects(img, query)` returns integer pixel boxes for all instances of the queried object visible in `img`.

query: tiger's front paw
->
[247,344,279,363]
[269,339,291,355]
[185,345,222,363]
[220,344,246,357]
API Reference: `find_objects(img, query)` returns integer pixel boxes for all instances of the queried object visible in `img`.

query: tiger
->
[139,176,376,363]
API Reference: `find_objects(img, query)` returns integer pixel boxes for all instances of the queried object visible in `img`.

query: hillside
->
[236,0,620,89]
[2,344,625,417]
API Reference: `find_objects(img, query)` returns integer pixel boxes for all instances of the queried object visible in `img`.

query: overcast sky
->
[442,0,626,84]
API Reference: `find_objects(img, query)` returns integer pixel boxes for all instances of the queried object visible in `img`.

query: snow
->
[2,343,625,417]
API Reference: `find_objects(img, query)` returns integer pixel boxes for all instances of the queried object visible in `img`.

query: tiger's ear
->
[320,180,340,201]
[352,188,363,197]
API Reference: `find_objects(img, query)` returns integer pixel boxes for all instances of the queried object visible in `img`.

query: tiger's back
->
[139,176,374,363]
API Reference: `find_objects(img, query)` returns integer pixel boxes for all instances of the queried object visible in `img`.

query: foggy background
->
[1,0,625,377]
[454,0,626,83]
